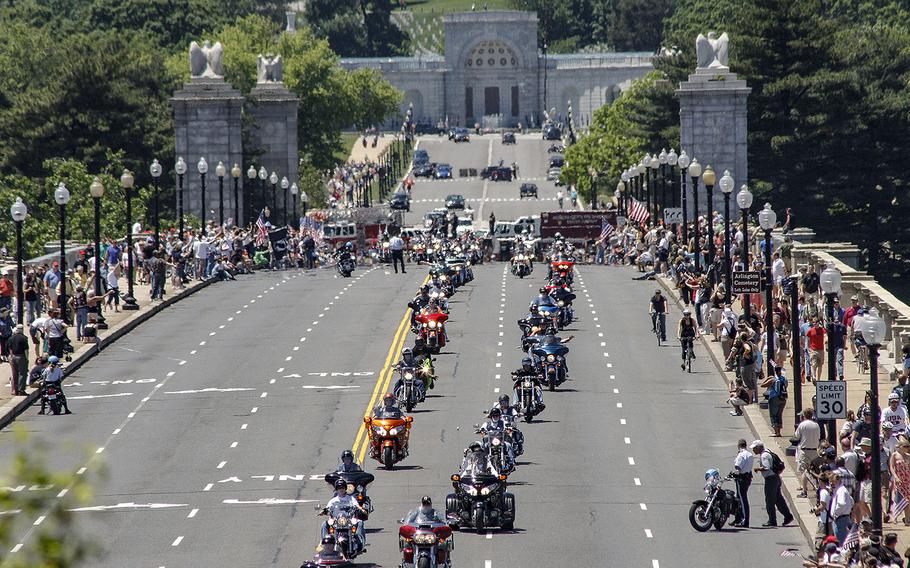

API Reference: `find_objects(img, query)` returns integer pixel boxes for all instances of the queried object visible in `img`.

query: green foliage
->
[304,0,409,57]
[0,429,101,567]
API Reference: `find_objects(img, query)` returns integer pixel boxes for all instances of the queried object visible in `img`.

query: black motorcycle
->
[474,427,514,475]
[335,251,356,277]
[40,381,67,415]
[446,466,515,532]
[395,365,425,412]
[689,473,743,531]
[512,372,543,423]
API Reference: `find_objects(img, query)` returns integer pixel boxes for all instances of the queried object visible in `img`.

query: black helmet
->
[538,287,547,295]
[498,395,510,406]
[468,441,483,452]
[341,449,354,462]
[421,495,432,507]
[521,357,532,369]
[334,478,347,490]
[490,407,502,418]
[383,393,397,406]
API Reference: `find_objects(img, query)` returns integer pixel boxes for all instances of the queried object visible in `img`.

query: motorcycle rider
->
[38,355,71,415]
[394,348,427,403]
[372,393,404,419]
[404,495,441,524]
[530,287,556,308]
[460,442,495,474]
[511,357,546,413]
[320,478,367,553]
[491,395,524,456]
[479,407,515,473]
[337,449,363,473]
[408,286,432,329]
[677,308,699,369]
[526,333,573,376]
[411,341,437,389]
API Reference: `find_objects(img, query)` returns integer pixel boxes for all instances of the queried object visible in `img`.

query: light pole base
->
[95,310,109,330]
[122,295,140,311]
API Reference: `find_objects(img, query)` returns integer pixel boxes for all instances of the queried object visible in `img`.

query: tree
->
[303,0,409,57]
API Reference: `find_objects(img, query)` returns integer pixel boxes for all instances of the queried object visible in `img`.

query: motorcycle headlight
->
[414,533,437,545]
[546,354,556,363]
[428,320,437,329]
[557,300,564,307]
[356,485,364,492]
[405,372,414,379]
[492,438,501,447]
[481,483,498,496]
[373,426,388,436]
[464,485,478,496]
[388,426,402,436]
[336,517,349,527]
[430,292,439,298]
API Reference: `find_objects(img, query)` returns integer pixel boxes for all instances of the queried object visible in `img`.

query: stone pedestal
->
[249,83,299,224]
[677,69,750,214]
[172,78,244,226]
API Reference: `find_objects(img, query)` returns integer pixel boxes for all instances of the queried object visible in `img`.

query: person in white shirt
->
[132,220,142,236]
[192,234,209,280]
[320,479,366,550]
[388,234,406,274]
[732,439,754,527]
[794,408,821,498]
[771,251,787,285]
[829,473,854,544]
[882,393,908,437]
[812,472,832,549]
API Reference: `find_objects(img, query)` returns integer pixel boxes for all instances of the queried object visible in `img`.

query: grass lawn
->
[399,0,514,12]
[335,132,361,164]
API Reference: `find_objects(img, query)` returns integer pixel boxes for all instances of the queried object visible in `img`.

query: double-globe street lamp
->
[736,185,754,319]
[658,149,668,220]
[688,159,702,271]
[231,164,241,226]
[269,171,279,219]
[215,161,226,227]
[197,157,208,228]
[678,151,691,248]
[860,307,887,534]
[247,165,257,223]
[89,177,108,330]
[719,170,735,302]
[10,198,27,324]
[281,176,290,226]
[758,203,777,379]
[150,159,162,248]
[290,183,298,225]
[175,157,187,239]
[120,170,139,311]
[301,189,309,217]
[54,182,71,322]
[648,154,659,224]
[702,166,717,269]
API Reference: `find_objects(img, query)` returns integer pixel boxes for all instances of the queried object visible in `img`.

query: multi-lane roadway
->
[0,134,803,567]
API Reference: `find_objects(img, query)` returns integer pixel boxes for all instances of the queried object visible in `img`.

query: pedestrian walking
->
[761,365,788,437]
[829,472,854,544]
[794,407,821,498]
[488,212,495,235]
[43,309,67,359]
[751,440,793,527]
[389,234,406,274]
[812,472,832,549]
[732,439,753,527]
[7,324,28,395]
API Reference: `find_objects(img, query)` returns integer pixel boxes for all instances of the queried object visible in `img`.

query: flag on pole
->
[256,209,268,246]
[841,524,860,549]
[627,198,650,224]
[597,216,614,244]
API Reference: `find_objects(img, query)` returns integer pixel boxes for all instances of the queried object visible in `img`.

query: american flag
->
[627,198,650,224]
[256,209,268,246]
[841,524,860,549]
[597,217,614,244]
[893,461,910,519]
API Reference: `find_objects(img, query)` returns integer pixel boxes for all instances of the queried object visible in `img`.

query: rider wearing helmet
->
[38,355,71,415]
[337,450,362,473]
[321,478,367,550]
[510,359,545,414]
[492,395,524,456]
[531,287,555,308]
[372,393,403,419]
[480,408,516,474]
[393,347,427,404]
[678,307,698,369]
[404,495,441,524]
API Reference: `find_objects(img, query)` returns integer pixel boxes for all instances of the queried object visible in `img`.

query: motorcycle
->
[301,536,352,567]
[415,312,448,353]
[395,365,426,412]
[510,254,532,278]
[317,504,365,560]
[398,520,454,568]
[550,260,574,284]
[549,288,576,329]
[323,471,375,519]
[512,372,543,423]
[537,305,561,332]
[531,341,569,391]
[475,426,514,475]
[41,382,66,415]
[446,467,515,532]
[688,472,743,532]
[335,252,356,277]
[363,414,413,469]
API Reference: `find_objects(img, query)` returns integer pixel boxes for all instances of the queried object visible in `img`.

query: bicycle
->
[651,312,666,345]
[855,340,868,375]
[682,338,694,373]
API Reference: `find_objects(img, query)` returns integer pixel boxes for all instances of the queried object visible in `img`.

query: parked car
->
[548,154,565,168]
[450,127,470,142]
[501,131,516,144]
[519,183,538,199]
[543,125,562,140]
[413,163,435,178]
[434,163,453,179]
[413,149,430,166]
[414,123,443,135]
[490,167,513,182]
[547,167,562,182]
[389,192,411,211]
[445,194,466,210]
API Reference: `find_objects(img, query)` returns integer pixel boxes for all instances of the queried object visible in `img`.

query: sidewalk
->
[347,135,392,164]
[654,273,908,550]
[0,278,213,429]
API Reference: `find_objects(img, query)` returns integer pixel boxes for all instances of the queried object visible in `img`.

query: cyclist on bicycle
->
[678,308,698,369]
[649,289,668,342]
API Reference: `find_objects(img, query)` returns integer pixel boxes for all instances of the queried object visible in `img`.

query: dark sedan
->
[434,163,453,179]
[501,131,516,144]
[389,192,411,211]
[445,194,466,210]
[413,163,435,177]
[519,183,538,199]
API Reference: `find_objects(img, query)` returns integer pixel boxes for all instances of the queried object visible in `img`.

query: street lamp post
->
[787,275,802,445]
[678,151,690,248]
[637,162,645,206]
[269,171,278,217]
[758,203,777,379]
[301,190,309,217]
[588,166,598,210]
[719,170,734,302]
[150,159,162,249]
[197,157,208,229]
[667,149,678,232]
[620,171,630,217]
[175,157,186,239]
[615,181,623,215]
[89,177,107,330]
[290,183,298,225]
[215,161,226,227]
[120,170,139,311]
[247,165,257,223]
[281,176,290,226]
[702,166,716,267]
[231,164,241,226]
[736,185,754,320]
[820,263,842,445]
[258,167,268,221]
[658,149,668,219]
[10,198,27,324]
[861,308,887,535]
[688,159,702,271]
[54,182,71,323]
[648,154,659,224]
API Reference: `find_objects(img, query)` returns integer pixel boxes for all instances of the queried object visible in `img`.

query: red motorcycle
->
[399,520,454,568]
[550,260,574,283]
[415,312,448,353]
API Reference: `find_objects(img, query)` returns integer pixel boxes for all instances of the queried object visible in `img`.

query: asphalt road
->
[0,136,805,567]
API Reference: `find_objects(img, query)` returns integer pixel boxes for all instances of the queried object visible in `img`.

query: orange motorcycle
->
[363,413,413,469]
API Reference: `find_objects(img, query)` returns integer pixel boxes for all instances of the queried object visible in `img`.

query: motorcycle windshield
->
[538,306,559,316]
[325,471,375,488]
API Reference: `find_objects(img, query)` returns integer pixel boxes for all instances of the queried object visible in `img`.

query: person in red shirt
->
[806,316,827,383]
[0,273,13,312]
[843,295,862,358]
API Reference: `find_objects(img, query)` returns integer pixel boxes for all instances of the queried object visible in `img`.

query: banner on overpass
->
[540,211,617,239]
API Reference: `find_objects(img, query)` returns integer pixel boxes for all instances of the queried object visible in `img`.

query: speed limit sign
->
[815,381,847,420]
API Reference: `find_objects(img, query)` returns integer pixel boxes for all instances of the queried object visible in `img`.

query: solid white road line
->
[171,536,183,547]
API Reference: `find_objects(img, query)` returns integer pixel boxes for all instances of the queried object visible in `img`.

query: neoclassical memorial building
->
[340,10,654,129]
